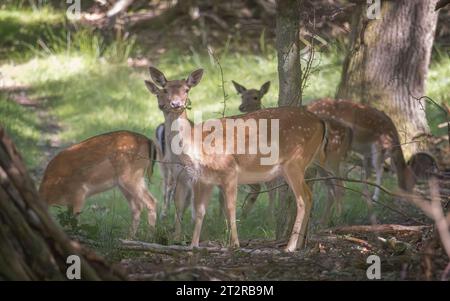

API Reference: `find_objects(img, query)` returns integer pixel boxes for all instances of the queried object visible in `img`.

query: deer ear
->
[145,80,160,95]
[232,80,247,94]
[149,66,167,87]
[259,81,270,97]
[187,69,204,87]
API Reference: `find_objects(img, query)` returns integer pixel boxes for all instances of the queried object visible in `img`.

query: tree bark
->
[276,0,302,107]
[275,0,302,240]
[336,0,439,157]
[0,127,126,280]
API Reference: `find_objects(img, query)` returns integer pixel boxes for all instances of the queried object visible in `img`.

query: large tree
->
[336,0,440,156]
[275,0,302,240]
[0,127,125,280]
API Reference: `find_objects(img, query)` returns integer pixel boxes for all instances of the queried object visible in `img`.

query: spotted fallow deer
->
[145,67,327,252]
[306,98,416,199]
[233,80,353,223]
[39,130,158,236]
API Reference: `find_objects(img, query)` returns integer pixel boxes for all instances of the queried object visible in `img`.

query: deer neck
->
[163,110,197,166]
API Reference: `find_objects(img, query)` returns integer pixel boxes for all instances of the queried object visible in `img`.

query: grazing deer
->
[145,67,327,252]
[306,98,416,199]
[233,80,353,223]
[39,130,158,236]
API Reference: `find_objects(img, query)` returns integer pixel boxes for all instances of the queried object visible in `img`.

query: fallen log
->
[323,224,430,235]
[119,239,282,255]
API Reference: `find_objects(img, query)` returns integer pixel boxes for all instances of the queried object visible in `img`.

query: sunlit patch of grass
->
[0,7,63,25]
[0,94,41,168]
[0,7,65,61]
[426,51,450,136]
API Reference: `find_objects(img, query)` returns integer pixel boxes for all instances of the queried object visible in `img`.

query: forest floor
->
[117,224,450,281]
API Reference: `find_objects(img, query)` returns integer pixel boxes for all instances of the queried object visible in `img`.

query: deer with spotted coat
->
[232,80,353,224]
[306,98,416,199]
[145,67,327,251]
[39,131,158,237]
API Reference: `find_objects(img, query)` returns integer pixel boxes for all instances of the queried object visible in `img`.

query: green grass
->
[0,94,42,168]
[0,7,65,61]
[426,51,450,136]
[1,8,449,256]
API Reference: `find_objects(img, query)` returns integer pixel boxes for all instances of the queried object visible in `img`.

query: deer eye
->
[162,89,168,94]
[253,97,258,100]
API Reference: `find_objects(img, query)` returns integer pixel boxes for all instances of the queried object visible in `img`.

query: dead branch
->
[311,234,373,249]
[119,239,282,255]
[106,0,134,18]
[400,178,450,272]
[323,224,429,235]
[436,0,450,10]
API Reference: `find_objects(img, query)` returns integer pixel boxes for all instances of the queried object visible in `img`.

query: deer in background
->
[39,130,158,237]
[145,67,327,252]
[307,98,416,200]
[155,120,204,240]
[233,80,353,224]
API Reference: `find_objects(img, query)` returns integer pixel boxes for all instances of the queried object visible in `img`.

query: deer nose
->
[170,100,183,109]
[238,104,246,112]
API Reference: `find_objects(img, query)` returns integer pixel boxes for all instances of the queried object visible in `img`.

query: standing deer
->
[233,80,353,223]
[154,121,198,239]
[307,98,416,199]
[39,130,158,236]
[145,67,327,252]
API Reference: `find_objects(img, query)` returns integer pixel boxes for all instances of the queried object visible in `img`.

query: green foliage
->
[0,7,65,61]
[426,51,450,136]
[1,7,448,258]
[0,94,41,168]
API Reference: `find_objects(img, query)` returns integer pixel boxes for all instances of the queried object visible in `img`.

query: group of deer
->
[39,67,416,252]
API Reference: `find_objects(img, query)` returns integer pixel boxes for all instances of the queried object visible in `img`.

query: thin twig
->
[207,47,228,118]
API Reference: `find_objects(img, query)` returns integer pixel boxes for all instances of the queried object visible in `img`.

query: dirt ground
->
[118,226,449,281]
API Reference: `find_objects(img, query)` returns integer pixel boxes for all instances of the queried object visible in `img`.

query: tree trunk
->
[275,0,302,240]
[0,127,126,280]
[336,0,439,157]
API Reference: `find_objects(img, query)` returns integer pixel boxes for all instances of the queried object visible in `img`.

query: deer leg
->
[267,179,278,221]
[119,183,144,238]
[321,161,344,226]
[136,177,157,229]
[173,181,191,241]
[222,179,239,248]
[371,144,384,202]
[282,162,312,252]
[67,189,87,228]
[160,164,171,220]
[241,183,261,218]
[191,181,214,247]
[71,189,87,215]
[217,187,226,218]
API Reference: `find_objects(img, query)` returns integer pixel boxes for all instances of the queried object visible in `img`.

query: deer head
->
[145,67,204,114]
[232,80,270,113]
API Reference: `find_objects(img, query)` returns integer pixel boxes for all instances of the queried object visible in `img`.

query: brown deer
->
[233,80,353,223]
[154,121,197,240]
[39,130,158,236]
[145,67,327,252]
[307,98,416,199]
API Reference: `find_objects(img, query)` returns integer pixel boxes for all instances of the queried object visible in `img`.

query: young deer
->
[145,67,327,252]
[307,98,416,199]
[233,80,353,223]
[39,130,158,236]
[155,121,197,237]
